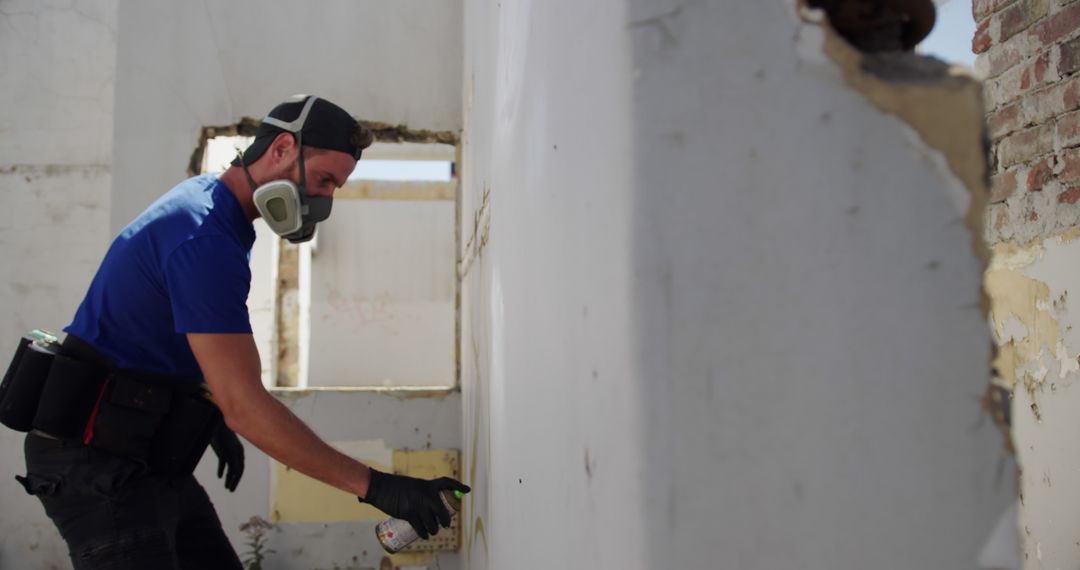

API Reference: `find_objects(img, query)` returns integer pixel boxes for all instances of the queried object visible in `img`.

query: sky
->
[919,0,978,68]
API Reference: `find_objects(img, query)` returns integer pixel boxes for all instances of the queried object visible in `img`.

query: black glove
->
[210,425,244,492]
[359,469,470,539]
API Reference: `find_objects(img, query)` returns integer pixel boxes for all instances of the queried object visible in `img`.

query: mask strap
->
[235,149,259,192]
[263,96,319,133]
[242,95,316,205]
[268,96,315,205]
[297,132,307,205]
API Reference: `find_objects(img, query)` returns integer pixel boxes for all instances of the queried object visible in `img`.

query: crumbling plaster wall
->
[974,0,1080,566]
[0,1,118,567]
[459,0,1009,568]
[985,231,1080,570]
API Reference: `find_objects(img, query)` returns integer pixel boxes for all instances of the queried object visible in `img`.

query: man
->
[17,95,468,569]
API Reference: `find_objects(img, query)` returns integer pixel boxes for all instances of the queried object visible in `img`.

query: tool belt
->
[0,333,222,476]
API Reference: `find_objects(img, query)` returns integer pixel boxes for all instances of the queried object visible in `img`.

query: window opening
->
[200,133,458,391]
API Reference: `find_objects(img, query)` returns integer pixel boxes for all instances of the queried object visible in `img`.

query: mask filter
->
[253,180,304,236]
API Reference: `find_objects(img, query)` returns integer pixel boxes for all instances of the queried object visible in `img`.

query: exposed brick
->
[1037,49,1051,82]
[987,62,1028,108]
[1027,157,1056,189]
[1060,186,1080,202]
[1058,147,1080,181]
[1020,51,1052,90]
[1001,0,1050,42]
[1016,28,1048,62]
[975,18,994,53]
[1066,75,1080,107]
[1022,76,1080,124]
[991,168,1021,202]
[988,44,1023,78]
[989,103,1023,139]
[1060,35,1080,75]
[1056,109,1080,146]
[998,123,1055,167]
[976,0,1019,21]
[1034,1,1080,45]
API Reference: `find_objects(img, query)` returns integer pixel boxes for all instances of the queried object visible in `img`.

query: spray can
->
[375,490,464,554]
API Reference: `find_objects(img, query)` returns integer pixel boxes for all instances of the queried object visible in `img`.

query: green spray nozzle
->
[454,490,466,499]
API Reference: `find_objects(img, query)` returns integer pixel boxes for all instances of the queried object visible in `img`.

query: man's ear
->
[268,132,298,164]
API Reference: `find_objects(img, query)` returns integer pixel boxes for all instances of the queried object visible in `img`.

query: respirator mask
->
[241,96,334,244]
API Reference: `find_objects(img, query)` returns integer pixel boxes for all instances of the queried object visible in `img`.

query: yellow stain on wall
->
[381,551,435,568]
[271,440,392,524]
[393,448,459,480]
[271,445,462,530]
[985,242,1058,391]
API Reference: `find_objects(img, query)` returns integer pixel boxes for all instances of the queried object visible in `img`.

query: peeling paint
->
[457,185,491,280]
[998,315,1030,345]
[986,257,1057,389]
[987,231,1080,402]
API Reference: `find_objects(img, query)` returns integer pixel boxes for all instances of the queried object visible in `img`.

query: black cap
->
[233,95,370,166]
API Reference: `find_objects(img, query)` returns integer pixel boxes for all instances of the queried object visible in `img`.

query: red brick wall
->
[977,0,1080,242]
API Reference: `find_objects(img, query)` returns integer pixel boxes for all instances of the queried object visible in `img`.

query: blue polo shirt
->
[66,174,257,380]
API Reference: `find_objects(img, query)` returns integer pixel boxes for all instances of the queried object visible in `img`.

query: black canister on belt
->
[0,330,60,432]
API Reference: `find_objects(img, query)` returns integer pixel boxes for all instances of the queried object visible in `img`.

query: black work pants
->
[19,432,243,570]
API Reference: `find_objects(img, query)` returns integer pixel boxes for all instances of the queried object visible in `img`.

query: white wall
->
[459,1,647,568]
[459,1,1010,569]
[0,1,118,567]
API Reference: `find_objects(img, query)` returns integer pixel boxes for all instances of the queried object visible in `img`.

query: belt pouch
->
[150,390,223,475]
[89,375,173,459]
[0,337,31,407]
[0,345,55,432]
[31,355,107,438]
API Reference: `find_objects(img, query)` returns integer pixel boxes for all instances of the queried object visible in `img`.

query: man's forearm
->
[188,332,467,537]
[224,389,372,497]
[187,333,373,498]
